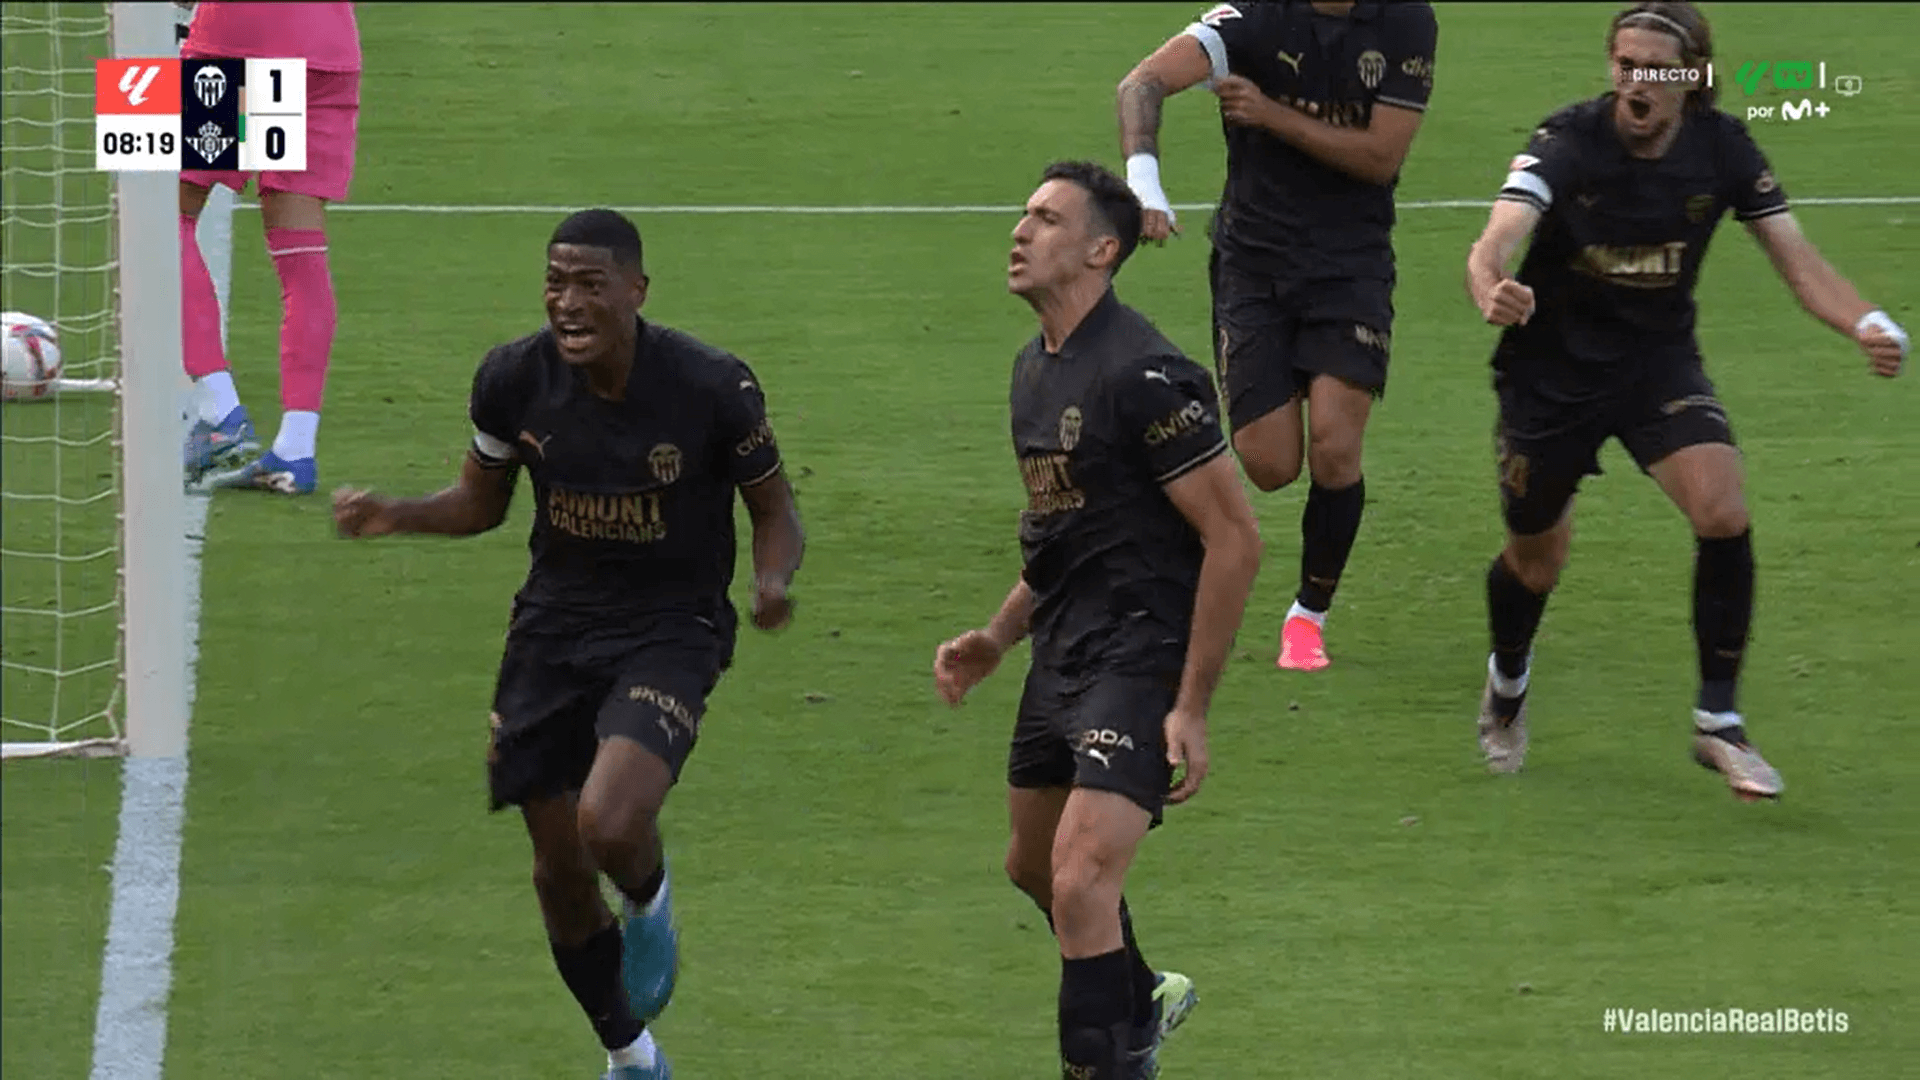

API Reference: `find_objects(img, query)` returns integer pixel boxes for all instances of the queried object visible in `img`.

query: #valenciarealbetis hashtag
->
[1602,1007,1850,1034]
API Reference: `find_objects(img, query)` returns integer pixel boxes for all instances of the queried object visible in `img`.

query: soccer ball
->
[3,312,63,401]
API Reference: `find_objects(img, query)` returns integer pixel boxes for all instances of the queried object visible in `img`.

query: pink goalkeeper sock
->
[266,227,335,412]
[180,213,227,379]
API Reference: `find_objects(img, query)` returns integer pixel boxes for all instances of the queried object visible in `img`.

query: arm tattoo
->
[1118,75,1167,157]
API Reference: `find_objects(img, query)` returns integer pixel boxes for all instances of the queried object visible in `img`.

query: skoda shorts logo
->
[1058,406,1083,452]
[648,442,682,484]
[1074,728,1136,769]
[185,121,234,165]
[192,64,227,109]
[1357,49,1386,89]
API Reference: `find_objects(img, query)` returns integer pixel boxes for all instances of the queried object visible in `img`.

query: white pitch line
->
[232,195,1920,215]
[86,494,207,1080]
[89,174,233,1080]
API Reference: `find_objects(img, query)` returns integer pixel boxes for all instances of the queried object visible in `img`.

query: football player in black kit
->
[1117,1,1437,672]
[332,209,805,1079]
[1464,3,1907,799]
[934,162,1262,1079]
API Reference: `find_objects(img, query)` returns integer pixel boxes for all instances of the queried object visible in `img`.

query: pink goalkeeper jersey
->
[184,2,361,73]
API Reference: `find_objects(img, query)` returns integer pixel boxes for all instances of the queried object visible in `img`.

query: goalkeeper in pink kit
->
[179,1,359,495]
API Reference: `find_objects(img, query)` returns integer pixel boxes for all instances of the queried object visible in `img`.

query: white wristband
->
[472,428,514,462]
[1125,153,1175,220]
[1857,309,1910,358]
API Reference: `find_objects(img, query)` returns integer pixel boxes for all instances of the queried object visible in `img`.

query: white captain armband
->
[471,428,514,465]
[1180,20,1231,85]
[1497,167,1552,212]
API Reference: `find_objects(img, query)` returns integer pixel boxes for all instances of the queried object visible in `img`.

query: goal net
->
[2,1,188,760]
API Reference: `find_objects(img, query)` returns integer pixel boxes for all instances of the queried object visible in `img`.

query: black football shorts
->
[486,611,733,810]
[1210,251,1395,430]
[1494,360,1737,536]
[1007,663,1180,820]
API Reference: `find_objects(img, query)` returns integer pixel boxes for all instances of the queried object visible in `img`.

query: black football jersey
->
[1010,292,1229,674]
[469,319,782,633]
[1494,96,1790,404]
[1182,0,1437,281]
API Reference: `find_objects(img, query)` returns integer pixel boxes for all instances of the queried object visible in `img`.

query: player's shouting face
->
[543,242,646,366]
[1609,26,1691,150]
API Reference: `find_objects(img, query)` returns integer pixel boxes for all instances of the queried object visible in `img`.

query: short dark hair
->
[1040,160,1143,275]
[549,208,644,271]
[1608,2,1716,111]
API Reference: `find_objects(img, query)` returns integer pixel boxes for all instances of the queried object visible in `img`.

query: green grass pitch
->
[4,3,1917,1077]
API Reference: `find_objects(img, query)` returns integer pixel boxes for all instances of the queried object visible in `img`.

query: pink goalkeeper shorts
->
[180,67,360,203]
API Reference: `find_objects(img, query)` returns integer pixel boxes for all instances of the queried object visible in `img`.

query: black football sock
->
[1059,948,1133,1079]
[1693,529,1754,723]
[1486,555,1549,716]
[1117,899,1156,1034]
[552,921,645,1051]
[626,861,666,912]
[1297,478,1366,613]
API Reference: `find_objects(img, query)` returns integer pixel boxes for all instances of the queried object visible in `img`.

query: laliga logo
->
[117,64,160,107]
[192,64,227,109]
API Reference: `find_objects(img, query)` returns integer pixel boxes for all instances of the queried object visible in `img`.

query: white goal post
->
[1,1,194,760]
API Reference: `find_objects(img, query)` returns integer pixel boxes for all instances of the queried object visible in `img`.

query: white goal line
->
[236,196,1920,215]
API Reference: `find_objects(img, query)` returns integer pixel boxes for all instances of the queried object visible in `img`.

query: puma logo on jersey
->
[518,430,554,459]
[1144,367,1172,384]
[1277,50,1303,75]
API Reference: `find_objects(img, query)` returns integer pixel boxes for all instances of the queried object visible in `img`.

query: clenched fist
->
[1479,278,1536,327]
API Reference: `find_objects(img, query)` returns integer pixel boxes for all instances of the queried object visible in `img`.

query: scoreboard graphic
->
[95,58,307,173]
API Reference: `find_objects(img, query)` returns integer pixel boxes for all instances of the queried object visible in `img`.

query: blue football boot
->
[182,404,258,481]
[603,1052,671,1080]
[621,865,680,1022]
[207,450,317,495]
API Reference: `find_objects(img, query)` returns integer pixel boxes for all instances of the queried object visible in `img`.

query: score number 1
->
[240,58,307,171]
